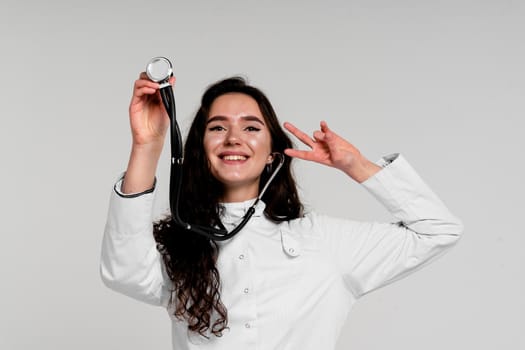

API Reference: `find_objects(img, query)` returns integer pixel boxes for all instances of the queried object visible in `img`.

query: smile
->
[222,155,248,161]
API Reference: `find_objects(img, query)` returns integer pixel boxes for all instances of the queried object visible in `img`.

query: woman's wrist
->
[342,157,382,183]
[122,143,163,194]
[131,138,164,154]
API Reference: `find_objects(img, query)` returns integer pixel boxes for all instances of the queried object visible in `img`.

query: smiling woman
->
[204,93,274,202]
[100,75,463,350]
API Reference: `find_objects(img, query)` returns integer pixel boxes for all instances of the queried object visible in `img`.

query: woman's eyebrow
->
[242,116,265,125]
[207,115,265,125]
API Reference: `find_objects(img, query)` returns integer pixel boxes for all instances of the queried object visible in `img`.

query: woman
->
[101,74,463,349]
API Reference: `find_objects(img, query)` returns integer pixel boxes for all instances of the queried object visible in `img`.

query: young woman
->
[101,74,463,349]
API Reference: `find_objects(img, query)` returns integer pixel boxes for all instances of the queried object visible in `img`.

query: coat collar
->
[219,198,266,225]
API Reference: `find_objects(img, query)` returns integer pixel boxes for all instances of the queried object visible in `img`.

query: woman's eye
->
[245,126,261,132]
[208,125,225,131]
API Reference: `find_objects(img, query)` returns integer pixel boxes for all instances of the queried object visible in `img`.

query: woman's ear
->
[266,154,274,164]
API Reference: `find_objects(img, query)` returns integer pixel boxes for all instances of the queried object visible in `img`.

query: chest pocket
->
[280,227,301,257]
[280,223,324,258]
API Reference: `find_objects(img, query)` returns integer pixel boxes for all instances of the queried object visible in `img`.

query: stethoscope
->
[145,57,285,241]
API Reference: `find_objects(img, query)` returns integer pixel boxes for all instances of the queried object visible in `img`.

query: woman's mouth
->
[222,155,247,161]
[219,152,250,164]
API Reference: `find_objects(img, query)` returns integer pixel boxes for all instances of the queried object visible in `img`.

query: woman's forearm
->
[122,142,163,194]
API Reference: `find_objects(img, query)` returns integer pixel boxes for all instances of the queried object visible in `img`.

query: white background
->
[1,0,523,349]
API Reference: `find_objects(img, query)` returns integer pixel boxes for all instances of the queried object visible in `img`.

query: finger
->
[135,78,159,90]
[284,148,317,161]
[319,120,340,144]
[313,130,326,142]
[134,86,157,97]
[283,122,316,148]
[133,79,160,101]
[320,121,333,139]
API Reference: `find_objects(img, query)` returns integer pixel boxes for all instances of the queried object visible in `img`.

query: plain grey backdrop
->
[1,0,523,349]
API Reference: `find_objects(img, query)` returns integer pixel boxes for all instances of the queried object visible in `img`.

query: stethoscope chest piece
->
[146,57,173,85]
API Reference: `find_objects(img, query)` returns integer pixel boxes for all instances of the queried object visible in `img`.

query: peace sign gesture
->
[284,121,381,183]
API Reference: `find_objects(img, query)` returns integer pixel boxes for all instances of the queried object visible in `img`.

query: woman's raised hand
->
[284,121,381,183]
[121,73,175,194]
[129,72,175,147]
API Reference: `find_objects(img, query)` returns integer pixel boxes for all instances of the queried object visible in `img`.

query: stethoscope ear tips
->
[146,57,173,83]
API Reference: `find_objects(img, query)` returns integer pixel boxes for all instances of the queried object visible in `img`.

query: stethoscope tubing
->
[153,58,284,241]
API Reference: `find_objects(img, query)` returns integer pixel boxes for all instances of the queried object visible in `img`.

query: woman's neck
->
[220,184,259,203]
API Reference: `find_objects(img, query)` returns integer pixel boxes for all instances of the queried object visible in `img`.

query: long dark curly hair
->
[153,77,303,337]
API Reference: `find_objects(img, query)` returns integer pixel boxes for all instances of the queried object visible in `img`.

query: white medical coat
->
[100,154,463,349]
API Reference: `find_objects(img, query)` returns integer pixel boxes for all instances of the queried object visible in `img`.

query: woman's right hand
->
[128,72,176,147]
[121,73,175,194]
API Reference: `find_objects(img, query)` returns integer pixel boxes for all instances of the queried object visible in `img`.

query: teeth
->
[223,155,247,161]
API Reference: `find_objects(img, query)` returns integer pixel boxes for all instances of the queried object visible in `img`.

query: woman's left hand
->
[283,121,381,183]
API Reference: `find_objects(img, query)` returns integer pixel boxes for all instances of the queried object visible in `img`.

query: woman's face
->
[204,93,273,202]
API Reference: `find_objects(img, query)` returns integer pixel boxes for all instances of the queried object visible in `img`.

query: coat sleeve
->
[318,154,463,298]
[99,177,172,307]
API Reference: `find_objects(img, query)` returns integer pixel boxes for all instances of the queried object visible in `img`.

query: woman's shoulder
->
[280,209,365,241]
[281,210,344,235]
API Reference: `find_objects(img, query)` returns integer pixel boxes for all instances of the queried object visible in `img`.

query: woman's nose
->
[225,128,241,145]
